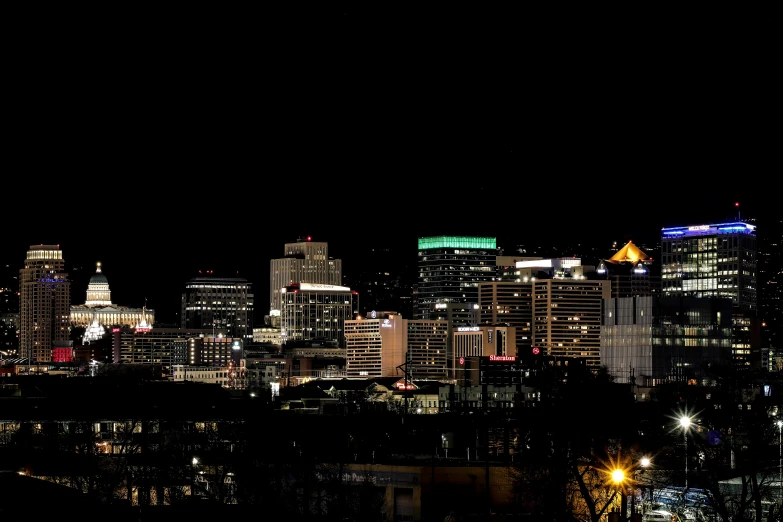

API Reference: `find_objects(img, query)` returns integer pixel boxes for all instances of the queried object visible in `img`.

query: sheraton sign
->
[489,355,516,362]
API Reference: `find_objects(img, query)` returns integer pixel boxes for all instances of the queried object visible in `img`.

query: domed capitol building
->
[69,262,154,342]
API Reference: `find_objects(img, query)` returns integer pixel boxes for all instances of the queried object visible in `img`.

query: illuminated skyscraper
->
[661,221,758,367]
[18,244,72,365]
[415,236,496,319]
[269,238,342,317]
[181,275,254,342]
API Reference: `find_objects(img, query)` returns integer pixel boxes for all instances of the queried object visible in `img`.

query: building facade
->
[18,245,71,364]
[70,262,155,340]
[451,325,518,378]
[415,236,496,320]
[279,283,354,346]
[479,276,610,369]
[111,327,219,375]
[405,319,449,379]
[661,221,758,367]
[344,313,406,378]
[269,238,342,316]
[181,275,253,342]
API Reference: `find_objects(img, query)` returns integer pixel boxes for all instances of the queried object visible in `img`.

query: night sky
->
[3,7,774,324]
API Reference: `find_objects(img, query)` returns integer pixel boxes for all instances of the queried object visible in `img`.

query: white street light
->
[679,416,692,489]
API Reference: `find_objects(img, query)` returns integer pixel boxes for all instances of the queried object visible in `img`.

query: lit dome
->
[84,261,112,306]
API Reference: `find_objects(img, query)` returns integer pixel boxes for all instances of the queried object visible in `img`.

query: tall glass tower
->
[661,222,757,311]
[415,236,497,319]
[661,221,758,367]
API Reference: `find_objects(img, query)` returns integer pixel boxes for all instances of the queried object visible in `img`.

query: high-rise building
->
[181,275,254,343]
[661,221,758,367]
[661,222,757,309]
[600,295,731,386]
[479,276,610,369]
[595,241,659,298]
[415,236,497,319]
[279,283,353,346]
[406,319,449,379]
[344,312,406,378]
[18,245,72,365]
[269,238,342,316]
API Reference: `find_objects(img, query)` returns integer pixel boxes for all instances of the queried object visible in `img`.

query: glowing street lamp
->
[679,415,692,489]
[612,468,628,522]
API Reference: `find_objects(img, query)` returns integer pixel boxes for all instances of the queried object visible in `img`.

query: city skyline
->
[2,192,767,325]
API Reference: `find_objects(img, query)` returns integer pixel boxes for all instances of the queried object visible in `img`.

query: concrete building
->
[479,275,610,369]
[452,324,517,378]
[269,238,342,317]
[111,327,225,376]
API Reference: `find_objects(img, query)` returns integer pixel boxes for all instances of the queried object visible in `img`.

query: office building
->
[181,275,254,342]
[344,312,406,378]
[18,245,71,364]
[111,327,221,376]
[279,283,353,346]
[477,282,534,361]
[269,238,342,316]
[415,236,496,319]
[601,296,731,385]
[344,312,451,379]
[479,276,610,369]
[452,324,517,378]
[661,221,758,367]
[405,319,449,379]
[70,262,154,342]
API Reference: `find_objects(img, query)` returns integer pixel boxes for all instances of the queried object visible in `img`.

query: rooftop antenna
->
[735,201,740,221]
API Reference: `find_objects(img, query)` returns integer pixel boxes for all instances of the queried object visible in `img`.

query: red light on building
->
[459,357,465,365]
[52,347,73,363]
[532,347,540,355]
[735,202,740,207]
[307,236,312,241]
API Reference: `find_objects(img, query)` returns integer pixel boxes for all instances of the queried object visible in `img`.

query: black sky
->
[2,6,775,323]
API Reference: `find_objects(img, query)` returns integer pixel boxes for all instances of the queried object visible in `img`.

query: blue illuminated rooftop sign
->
[661,222,756,238]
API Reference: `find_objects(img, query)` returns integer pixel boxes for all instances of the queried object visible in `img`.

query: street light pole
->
[612,469,628,522]
[679,416,692,490]
[777,419,783,506]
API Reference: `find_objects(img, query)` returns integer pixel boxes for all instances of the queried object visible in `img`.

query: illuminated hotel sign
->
[135,327,151,333]
[457,327,480,332]
[381,319,392,328]
[489,355,516,362]
[299,283,351,292]
[662,222,756,237]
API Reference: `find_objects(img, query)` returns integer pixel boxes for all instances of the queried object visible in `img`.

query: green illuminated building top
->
[417,236,496,250]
